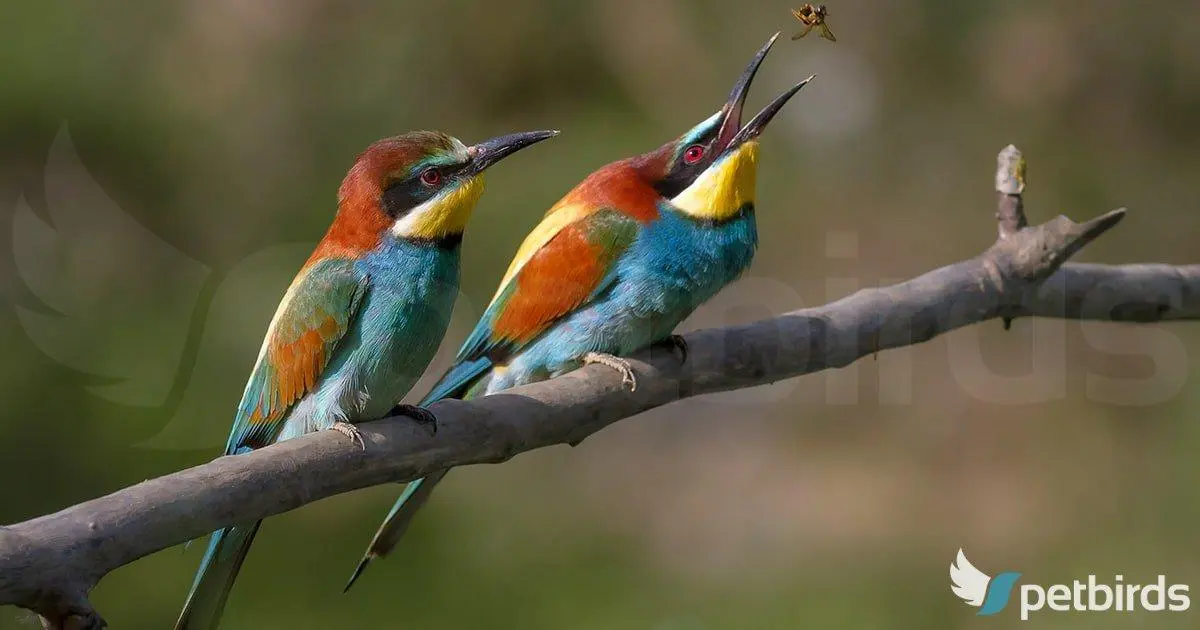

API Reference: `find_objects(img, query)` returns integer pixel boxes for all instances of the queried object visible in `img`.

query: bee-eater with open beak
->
[345,34,811,591]
[174,128,556,629]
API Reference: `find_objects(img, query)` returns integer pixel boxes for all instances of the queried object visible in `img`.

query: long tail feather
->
[420,356,492,404]
[175,521,263,630]
[343,469,449,592]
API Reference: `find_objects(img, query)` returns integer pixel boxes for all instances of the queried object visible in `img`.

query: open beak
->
[714,34,779,151]
[725,75,815,149]
[712,33,815,154]
[465,129,559,175]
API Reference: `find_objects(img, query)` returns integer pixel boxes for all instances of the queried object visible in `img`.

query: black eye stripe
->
[381,163,467,219]
[381,181,427,219]
[654,136,717,198]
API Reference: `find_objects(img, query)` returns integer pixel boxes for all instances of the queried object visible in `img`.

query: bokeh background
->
[3,1,1200,628]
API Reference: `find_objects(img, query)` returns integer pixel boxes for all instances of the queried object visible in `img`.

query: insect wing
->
[791,23,814,40]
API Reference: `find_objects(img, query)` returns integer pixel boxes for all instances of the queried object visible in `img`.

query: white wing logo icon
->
[950,548,991,607]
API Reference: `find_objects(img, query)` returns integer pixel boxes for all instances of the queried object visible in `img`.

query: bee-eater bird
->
[173,128,557,629]
[344,34,812,591]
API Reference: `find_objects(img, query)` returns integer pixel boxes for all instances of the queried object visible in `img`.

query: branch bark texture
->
[3,146,1198,628]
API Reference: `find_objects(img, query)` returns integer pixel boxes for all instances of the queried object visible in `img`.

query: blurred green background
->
[2,1,1200,628]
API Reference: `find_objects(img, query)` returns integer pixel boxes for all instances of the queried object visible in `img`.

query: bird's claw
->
[583,352,637,391]
[330,421,366,451]
[55,611,107,630]
[667,334,689,363]
[393,404,438,436]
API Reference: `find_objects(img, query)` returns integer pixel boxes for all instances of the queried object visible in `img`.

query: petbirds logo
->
[951,548,1191,621]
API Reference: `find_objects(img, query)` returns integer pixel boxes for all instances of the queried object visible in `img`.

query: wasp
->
[791,4,836,42]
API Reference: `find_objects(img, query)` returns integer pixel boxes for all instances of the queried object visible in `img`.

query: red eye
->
[420,168,441,186]
[683,145,705,164]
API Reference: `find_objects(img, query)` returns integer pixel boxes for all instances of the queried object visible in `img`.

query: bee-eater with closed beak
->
[345,34,811,591]
[174,128,556,630]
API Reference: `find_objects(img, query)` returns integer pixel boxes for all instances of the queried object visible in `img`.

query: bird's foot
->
[330,421,366,451]
[583,352,637,391]
[391,404,438,436]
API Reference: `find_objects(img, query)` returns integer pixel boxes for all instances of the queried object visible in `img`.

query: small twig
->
[995,144,1028,237]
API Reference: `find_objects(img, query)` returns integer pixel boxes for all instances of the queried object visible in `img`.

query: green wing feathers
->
[225,258,369,453]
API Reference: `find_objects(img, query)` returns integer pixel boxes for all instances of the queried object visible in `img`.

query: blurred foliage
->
[2,1,1200,628]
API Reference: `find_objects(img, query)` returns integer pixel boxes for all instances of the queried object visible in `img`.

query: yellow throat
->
[672,141,759,222]
[391,174,487,241]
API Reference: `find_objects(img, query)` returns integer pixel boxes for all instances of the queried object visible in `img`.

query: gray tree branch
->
[3,146,1198,629]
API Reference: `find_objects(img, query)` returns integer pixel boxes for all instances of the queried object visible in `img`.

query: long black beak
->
[725,74,816,149]
[714,33,780,151]
[465,129,559,175]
